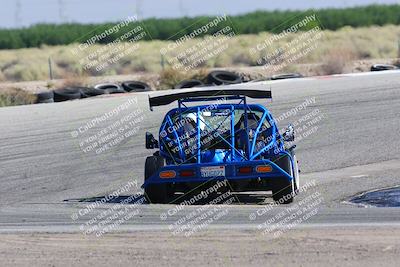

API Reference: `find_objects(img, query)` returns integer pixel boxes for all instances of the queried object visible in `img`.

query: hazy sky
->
[1,0,399,28]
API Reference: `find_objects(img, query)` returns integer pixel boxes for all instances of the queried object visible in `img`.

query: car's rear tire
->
[271,154,295,204]
[144,155,171,204]
[292,154,300,193]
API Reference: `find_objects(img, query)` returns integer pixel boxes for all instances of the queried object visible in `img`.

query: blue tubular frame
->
[243,96,249,156]
[250,111,268,157]
[166,115,184,162]
[144,95,295,188]
[196,106,201,164]
[250,111,279,160]
[230,105,235,160]
[159,100,282,163]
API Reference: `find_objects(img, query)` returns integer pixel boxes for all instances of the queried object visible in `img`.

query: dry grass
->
[320,47,357,75]
[0,88,36,107]
[60,73,89,88]
[393,58,400,67]
[0,25,399,82]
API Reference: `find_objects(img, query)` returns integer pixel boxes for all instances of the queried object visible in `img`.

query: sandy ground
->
[0,228,399,267]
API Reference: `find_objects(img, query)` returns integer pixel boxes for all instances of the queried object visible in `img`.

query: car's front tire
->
[144,155,171,204]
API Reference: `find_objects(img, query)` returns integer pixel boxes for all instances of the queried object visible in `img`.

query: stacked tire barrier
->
[35,80,151,104]
[122,81,151,92]
[36,91,54,103]
[271,73,303,80]
[94,83,125,94]
[370,64,398,71]
[174,71,243,90]
[175,79,204,89]
[34,69,311,104]
[172,70,306,89]
[207,70,243,85]
[53,87,82,102]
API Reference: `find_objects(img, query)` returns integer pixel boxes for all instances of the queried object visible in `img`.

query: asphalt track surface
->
[0,70,400,233]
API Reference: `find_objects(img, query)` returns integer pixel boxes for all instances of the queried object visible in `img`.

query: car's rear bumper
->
[141,158,293,188]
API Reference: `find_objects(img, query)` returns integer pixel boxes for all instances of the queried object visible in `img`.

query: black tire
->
[271,73,303,80]
[36,90,54,103]
[271,154,295,204]
[175,79,204,89]
[291,153,300,193]
[370,64,398,71]
[144,155,171,204]
[94,83,126,94]
[121,81,151,92]
[207,71,242,85]
[37,98,54,104]
[53,88,81,102]
[80,87,107,98]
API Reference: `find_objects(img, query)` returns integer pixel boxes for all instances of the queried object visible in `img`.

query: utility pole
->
[136,0,143,19]
[15,0,21,28]
[48,57,54,80]
[398,35,400,59]
[58,0,67,23]
[179,0,188,17]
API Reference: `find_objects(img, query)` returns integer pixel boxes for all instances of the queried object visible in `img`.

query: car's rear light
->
[180,170,195,177]
[238,166,252,174]
[159,170,176,179]
[256,165,272,173]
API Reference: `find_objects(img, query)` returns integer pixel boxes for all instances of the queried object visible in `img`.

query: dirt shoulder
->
[1,227,399,266]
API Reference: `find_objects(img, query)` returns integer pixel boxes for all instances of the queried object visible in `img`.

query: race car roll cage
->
[144,89,295,187]
[159,95,282,164]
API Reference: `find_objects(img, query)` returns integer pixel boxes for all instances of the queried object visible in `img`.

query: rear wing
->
[148,89,272,110]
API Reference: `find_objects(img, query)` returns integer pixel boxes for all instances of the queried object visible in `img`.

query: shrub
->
[159,68,187,89]
[60,73,89,87]
[320,47,356,75]
[0,88,36,107]
[0,70,5,81]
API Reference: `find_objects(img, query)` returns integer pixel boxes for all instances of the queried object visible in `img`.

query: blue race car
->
[142,89,299,204]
